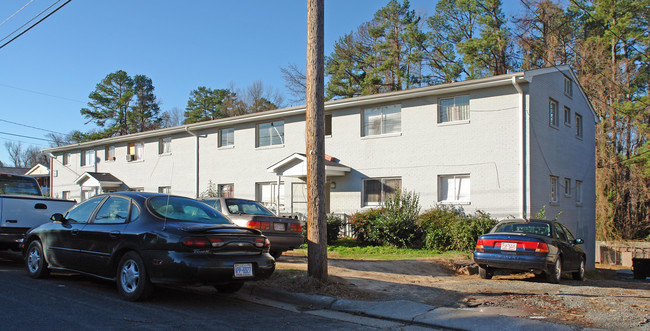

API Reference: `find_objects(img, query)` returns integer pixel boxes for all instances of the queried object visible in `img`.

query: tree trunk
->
[306,0,327,282]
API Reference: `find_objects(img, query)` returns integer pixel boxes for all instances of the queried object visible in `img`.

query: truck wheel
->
[25,240,50,279]
[215,281,244,293]
[116,252,153,301]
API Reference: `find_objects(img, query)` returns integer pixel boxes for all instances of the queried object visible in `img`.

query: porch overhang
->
[74,172,123,188]
[267,153,350,178]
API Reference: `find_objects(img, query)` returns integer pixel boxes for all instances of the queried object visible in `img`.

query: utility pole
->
[305,0,327,281]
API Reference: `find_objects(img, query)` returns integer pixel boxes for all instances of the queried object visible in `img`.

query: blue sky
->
[0,0,525,166]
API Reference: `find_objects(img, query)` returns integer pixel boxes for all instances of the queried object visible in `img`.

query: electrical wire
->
[0,118,67,135]
[0,0,35,28]
[0,130,56,143]
[0,0,71,50]
[0,83,85,103]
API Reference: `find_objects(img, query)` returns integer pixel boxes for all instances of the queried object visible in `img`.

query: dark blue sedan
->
[23,192,275,301]
[473,219,585,283]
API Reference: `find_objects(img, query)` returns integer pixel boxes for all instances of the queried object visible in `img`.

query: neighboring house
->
[25,163,51,195]
[43,66,598,268]
[0,167,30,176]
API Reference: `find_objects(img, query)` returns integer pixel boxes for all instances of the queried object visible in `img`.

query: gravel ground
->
[258,252,650,330]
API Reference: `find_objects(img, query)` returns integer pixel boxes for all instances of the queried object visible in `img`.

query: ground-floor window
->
[438,174,470,204]
[256,181,285,211]
[158,186,171,194]
[363,177,401,206]
[218,183,234,197]
[62,191,70,200]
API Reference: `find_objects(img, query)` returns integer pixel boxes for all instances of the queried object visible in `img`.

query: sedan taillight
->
[290,223,302,232]
[254,238,271,249]
[182,237,211,248]
[248,220,270,230]
[475,239,485,252]
[534,242,549,253]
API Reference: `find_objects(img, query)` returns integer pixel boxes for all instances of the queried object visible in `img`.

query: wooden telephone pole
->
[305,0,327,281]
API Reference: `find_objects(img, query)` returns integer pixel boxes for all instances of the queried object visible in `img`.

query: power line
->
[0,82,85,103]
[0,0,35,28]
[0,131,56,143]
[0,0,72,50]
[0,0,61,43]
[0,118,67,135]
[0,135,48,148]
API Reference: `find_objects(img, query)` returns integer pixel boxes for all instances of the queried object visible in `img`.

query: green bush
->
[350,208,383,245]
[419,206,497,251]
[368,190,423,248]
[326,214,343,244]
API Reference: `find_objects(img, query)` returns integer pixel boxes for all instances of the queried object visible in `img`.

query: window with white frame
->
[575,113,583,138]
[81,150,95,167]
[218,183,234,197]
[438,96,470,123]
[438,174,470,203]
[564,106,571,126]
[159,137,171,154]
[575,180,583,204]
[550,176,559,203]
[62,191,70,200]
[62,153,70,165]
[158,186,171,194]
[549,99,559,127]
[219,128,235,147]
[105,146,116,161]
[128,187,145,192]
[256,181,285,210]
[362,104,401,136]
[257,121,284,147]
[564,177,571,197]
[363,177,401,206]
[564,76,573,97]
[127,142,144,161]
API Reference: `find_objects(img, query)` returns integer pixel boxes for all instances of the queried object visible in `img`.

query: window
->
[81,150,95,167]
[257,121,284,147]
[549,99,559,127]
[575,113,583,138]
[105,146,116,161]
[564,177,571,197]
[575,180,583,204]
[257,181,284,210]
[438,174,470,203]
[325,114,332,136]
[363,177,401,206]
[363,104,401,136]
[564,107,571,126]
[62,153,70,165]
[564,76,573,97]
[158,186,171,194]
[127,142,144,161]
[93,196,130,224]
[550,176,559,203]
[439,96,469,123]
[128,187,144,192]
[61,191,70,200]
[219,128,235,147]
[218,183,234,198]
[159,137,171,155]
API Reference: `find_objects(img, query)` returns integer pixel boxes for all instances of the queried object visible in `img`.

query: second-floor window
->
[575,113,583,138]
[564,106,571,126]
[363,104,401,136]
[549,99,559,127]
[439,96,469,123]
[81,150,95,167]
[257,121,284,147]
[550,176,559,203]
[62,153,70,165]
[219,128,235,147]
[575,180,583,204]
[105,146,115,161]
[159,137,171,155]
[564,76,573,97]
[127,142,144,161]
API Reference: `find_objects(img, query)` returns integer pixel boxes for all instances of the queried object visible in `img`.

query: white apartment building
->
[44,66,599,267]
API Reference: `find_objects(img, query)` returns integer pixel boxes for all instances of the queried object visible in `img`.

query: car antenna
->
[162,193,171,231]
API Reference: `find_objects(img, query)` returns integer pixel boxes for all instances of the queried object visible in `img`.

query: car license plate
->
[500,242,517,251]
[273,223,286,231]
[234,263,253,278]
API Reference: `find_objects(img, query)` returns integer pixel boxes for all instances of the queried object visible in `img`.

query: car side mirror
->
[574,238,584,245]
[51,213,66,223]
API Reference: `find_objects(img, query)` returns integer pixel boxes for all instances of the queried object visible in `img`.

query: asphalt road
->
[0,251,387,331]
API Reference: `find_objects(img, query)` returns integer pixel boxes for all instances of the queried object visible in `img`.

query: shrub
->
[326,214,343,244]
[368,190,423,248]
[419,206,497,252]
[350,208,383,246]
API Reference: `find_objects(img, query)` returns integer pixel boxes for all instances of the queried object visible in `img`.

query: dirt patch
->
[256,251,650,330]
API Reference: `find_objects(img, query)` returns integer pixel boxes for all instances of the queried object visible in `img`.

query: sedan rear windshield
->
[225,199,274,216]
[492,222,551,237]
[148,196,231,224]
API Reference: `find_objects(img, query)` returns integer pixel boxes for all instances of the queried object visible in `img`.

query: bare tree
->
[280,63,307,104]
[4,142,47,168]
[161,107,185,128]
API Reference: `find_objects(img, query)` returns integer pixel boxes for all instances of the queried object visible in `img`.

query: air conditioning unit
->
[126,154,136,161]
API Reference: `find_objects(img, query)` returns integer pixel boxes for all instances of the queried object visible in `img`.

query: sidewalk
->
[240,284,602,331]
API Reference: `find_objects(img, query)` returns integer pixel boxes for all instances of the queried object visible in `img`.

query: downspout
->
[185,126,200,198]
[276,176,281,216]
[46,152,54,197]
[512,76,526,219]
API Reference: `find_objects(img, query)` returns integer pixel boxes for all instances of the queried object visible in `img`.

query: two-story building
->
[44,66,599,267]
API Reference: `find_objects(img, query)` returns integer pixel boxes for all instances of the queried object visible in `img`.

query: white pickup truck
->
[0,173,76,251]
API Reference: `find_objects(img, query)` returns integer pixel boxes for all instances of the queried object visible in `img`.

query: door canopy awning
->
[267,153,350,178]
[74,172,123,188]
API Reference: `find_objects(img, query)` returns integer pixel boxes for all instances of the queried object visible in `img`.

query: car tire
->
[116,252,153,301]
[546,257,562,283]
[479,266,493,279]
[270,250,282,259]
[25,240,50,279]
[215,281,244,294]
[572,258,585,281]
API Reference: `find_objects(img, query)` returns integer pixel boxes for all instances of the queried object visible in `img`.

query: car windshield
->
[225,199,274,216]
[492,222,551,237]
[0,175,41,196]
[148,196,231,224]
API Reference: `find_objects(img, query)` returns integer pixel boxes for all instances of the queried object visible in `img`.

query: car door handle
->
[34,203,47,209]
[109,231,120,238]
[71,229,80,236]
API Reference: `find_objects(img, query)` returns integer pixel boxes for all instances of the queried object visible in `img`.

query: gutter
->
[511,76,527,219]
[185,126,200,198]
